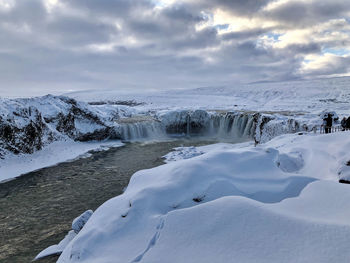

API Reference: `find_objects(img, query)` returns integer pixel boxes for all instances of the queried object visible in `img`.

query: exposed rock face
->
[0,106,54,157]
[0,95,119,157]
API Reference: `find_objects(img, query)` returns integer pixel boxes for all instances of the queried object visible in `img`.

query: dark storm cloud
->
[46,16,118,45]
[221,28,274,41]
[0,0,47,23]
[282,43,322,55]
[262,0,350,26]
[0,0,349,97]
[125,4,209,47]
[60,0,154,17]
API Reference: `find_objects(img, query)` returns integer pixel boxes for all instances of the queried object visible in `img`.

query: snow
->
[34,230,77,261]
[163,146,205,163]
[163,143,250,163]
[34,210,94,261]
[66,77,350,117]
[54,131,350,263]
[0,140,123,183]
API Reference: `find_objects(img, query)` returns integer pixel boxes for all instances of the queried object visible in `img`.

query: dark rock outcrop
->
[0,107,54,157]
[0,95,120,157]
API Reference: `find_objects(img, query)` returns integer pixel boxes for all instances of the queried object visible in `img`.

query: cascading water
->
[119,122,166,141]
[116,116,167,141]
[116,111,260,142]
[206,112,256,140]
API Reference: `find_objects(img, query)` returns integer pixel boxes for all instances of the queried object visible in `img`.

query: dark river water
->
[0,139,221,263]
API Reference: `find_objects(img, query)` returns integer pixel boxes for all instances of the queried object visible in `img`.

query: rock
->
[0,106,54,155]
[72,210,93,234]
[0,95,121,157]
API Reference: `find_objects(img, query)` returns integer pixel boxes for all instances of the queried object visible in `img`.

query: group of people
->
[323,113,350,134]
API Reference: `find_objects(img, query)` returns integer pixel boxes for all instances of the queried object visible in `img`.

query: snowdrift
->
[54,132,350,263]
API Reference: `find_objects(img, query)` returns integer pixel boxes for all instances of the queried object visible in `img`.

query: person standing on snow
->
[341,117,347,131]
[324,113,333,134]
[346,117,350,130]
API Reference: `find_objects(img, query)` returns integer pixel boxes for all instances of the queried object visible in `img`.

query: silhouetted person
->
[346,117,350,130]
[324,113,332,134]
[341,117,347,131]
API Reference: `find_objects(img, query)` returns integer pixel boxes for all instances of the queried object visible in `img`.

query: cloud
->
[0,0,349,97]
[300,53,350,77]
[262,0,350,27]
[190,0,272,16]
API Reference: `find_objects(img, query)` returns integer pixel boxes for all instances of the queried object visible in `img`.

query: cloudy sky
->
[0,0,350,97]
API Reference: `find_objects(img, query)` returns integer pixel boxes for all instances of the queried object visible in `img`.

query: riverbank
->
[0,140,124,183]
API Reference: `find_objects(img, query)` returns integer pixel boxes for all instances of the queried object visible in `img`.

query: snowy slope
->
[0,140,123,182]
[66,77,350,116]
[54,131,350,263]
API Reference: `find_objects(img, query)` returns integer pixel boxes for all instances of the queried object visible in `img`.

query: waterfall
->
[205,113,256,140]
[117,116,167,141]
[117,111,258,142]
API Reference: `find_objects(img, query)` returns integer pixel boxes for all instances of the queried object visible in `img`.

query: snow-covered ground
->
[0,140,123,183]
[66,77,350,116]
[45,131,350,263]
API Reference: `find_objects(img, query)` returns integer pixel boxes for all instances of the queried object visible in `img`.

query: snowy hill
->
[66,77,350,115]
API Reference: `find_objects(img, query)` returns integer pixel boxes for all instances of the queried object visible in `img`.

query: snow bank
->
[34,210,94,261]
[34,230,77,261]
[55,131,350,263]
[0,140,123,183]
[163,143,250,163]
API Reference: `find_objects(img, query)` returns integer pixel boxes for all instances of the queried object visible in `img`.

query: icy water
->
[0,139,221,263]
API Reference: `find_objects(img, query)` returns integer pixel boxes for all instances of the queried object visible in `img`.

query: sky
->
[0,0,350,97]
